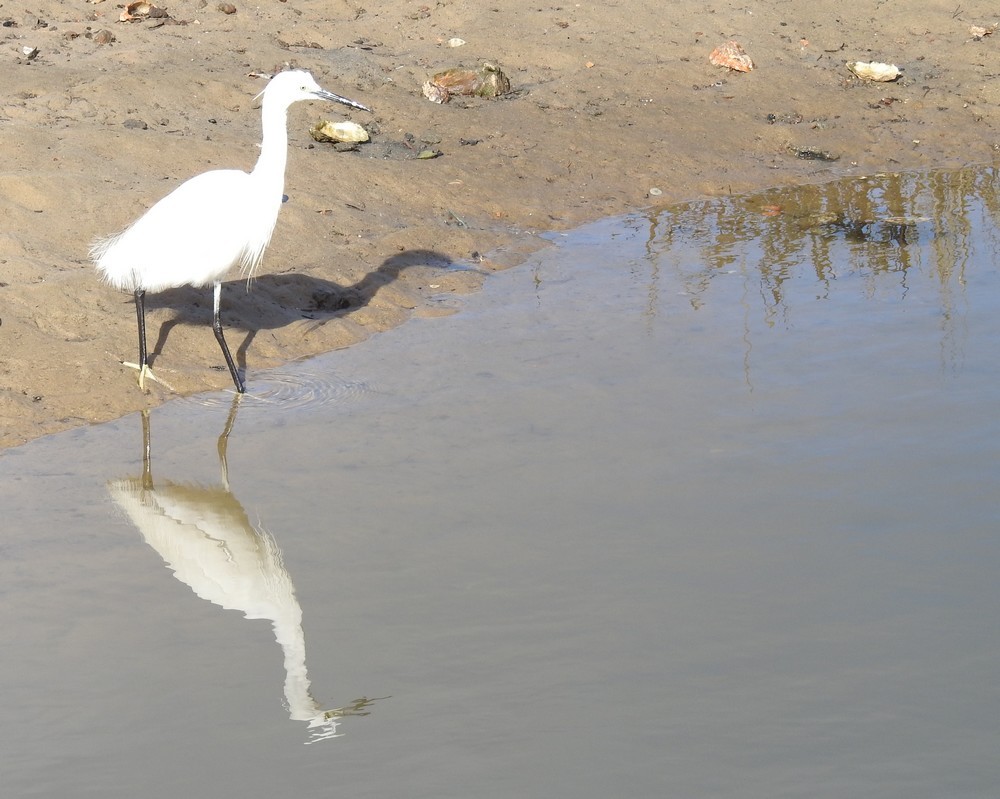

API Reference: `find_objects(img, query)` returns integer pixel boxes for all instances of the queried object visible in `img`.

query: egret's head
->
[260,69,371,113]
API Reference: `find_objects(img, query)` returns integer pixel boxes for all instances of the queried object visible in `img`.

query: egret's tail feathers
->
[91,231,140,292]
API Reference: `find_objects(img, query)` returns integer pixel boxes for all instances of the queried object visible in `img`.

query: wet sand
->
[2,0,997,448]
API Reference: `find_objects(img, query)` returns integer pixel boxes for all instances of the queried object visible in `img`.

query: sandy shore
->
[2,0,998,448]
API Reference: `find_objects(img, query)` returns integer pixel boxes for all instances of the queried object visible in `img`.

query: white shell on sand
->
[311,120,369,143]
[847,61,900,82]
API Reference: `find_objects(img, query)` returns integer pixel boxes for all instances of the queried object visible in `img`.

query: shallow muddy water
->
[2,168,999,798]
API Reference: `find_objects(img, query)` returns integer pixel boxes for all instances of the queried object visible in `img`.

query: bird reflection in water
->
[107,396,379,744]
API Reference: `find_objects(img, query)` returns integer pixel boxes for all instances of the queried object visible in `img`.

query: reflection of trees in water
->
[640,167,998,370]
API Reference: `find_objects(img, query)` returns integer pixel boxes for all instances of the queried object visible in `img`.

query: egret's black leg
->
[123,289,173,390]
[134,289,148,371]
[212,281,246,393]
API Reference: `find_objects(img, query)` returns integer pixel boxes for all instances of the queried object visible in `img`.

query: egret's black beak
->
[315,89,371,113]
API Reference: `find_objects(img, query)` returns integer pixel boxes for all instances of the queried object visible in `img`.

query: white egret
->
[91,70,370,393]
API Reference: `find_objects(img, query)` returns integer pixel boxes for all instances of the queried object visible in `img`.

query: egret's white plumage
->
[91,70,370,392]
[91,169,278,292]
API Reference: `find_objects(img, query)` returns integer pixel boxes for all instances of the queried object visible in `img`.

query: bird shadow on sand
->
[140,248,465,376]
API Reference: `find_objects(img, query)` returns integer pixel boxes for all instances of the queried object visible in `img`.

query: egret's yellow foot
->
[121,361,176,392]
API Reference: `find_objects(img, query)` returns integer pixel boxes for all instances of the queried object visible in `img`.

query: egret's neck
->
[252,96,291,193]
[272,606,323,722]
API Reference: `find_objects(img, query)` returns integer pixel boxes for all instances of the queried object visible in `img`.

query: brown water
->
[2,168,999,798]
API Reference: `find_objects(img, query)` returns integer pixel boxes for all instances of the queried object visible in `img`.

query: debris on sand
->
[310,120,370,144]
[422,62,511,103]
[118,2,169,22]
[789,146,840,162]
[846,61,900,82]
[709,41,754,73]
